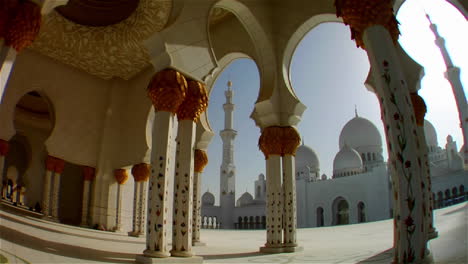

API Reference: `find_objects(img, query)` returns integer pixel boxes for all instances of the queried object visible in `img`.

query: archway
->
[316,207,324,227]
[358,202,366,223]
[332,197,349,225]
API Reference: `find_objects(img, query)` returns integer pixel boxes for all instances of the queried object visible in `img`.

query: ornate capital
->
[131,163,150,182]
[258,126,301,159]
[45,155,56,171]
[281,126,301,155]
[0,139,9,156]
[3,0,42,52]
[410,92,427,127]
[176,80,208,122]
[194,149,208,173]
[54,158,66,174]
[147,69,187,113]
[114,169,128,185]
[258,126,283,159]
[335,0,399,49]
[82,166,96,181]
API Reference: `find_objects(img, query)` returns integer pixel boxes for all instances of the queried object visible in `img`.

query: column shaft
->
[115,183,123,231]
[171,120,196,257]
[144,111,174,258]
[51,173,62,220]
[138,180,147,235]
[363,25,427,262]
[81,180,91,226]
[264,155,283,248]
[131,180,141,235]
[192,171,202,243]
[282,155,297,247]
[42,170,53,216]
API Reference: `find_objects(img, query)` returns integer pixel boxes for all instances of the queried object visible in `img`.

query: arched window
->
[316,207,324,227]
[367,153,371,161]
[256,185,261,198]
[238,216,243,229]
[452,187,458,203]
[332,197,349,225]
[445,189,451,205]
[358,202,366,223]
[361,153,366,161]
[255,216,260,229]
[460,185,465,202]
[437,191,443,208]
[372,153,376,161]
[261,216,266,229]
[249,216,254,229]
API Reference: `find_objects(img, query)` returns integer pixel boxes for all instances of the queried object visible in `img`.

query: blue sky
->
[201,0,467,203]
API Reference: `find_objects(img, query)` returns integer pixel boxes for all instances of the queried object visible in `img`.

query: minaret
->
[427,14,468,164]
[219,80,237,228]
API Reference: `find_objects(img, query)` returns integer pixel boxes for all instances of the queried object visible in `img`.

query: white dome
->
[339,116,382,153]
[258,173,265,181]
[237,192,253,207]
[333,145,363,172]
[424,120,438,147]
[202,191,215,206]
[295,145,320,171]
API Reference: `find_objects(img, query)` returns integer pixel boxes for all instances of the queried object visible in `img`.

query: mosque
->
[0,0,467,263]
[201,85,467,230]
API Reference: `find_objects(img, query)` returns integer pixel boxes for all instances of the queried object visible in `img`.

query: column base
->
[192,241,206,247]
[170,250,193,257]
[259,245,284,253]
[128,231,145,237]
[283,245,303,253]
[143,249,170,258]
[137,255,203,264]
[428,229,438,240]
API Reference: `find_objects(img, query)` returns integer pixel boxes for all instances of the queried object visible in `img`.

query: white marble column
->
[0,139,9,199]
[50,159,65,221]
[192,170,202,244]
[138,180,148,234]
[42,156,55,217]
[363,26,427,263]
[171,120,196,257]
[282,155,297,250]
[144,111,175,258]
[263,155,283,252]
[131,178,141,235]
[114,169,128,232]
[81,166,95,227]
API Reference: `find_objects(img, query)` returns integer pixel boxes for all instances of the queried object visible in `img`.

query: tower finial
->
[227,80,232,91]
[355,105,358,117]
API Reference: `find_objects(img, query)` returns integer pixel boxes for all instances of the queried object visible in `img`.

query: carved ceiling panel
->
[31,0,172,80]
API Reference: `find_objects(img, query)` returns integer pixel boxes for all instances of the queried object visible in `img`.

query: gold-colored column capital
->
[194,149,208,173]
[147,69,187,113]
[131,163,150,182]
[258,126,301,159]
[114,169,129,185]
[2,0,42,52]
[281,126,301,156]
[45,155,57,172]
[176,80,208,122]
[82,166,96,181]
[259,126,284,159]
[334,0,399,49]
[410,92,427,127]
[0,139,9,156]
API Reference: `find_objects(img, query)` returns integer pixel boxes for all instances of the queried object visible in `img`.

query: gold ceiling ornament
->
[3,0,42,52]
[30,0,172,80]
[334,0,399,49]
[281,126,301,156]
[176,80,209,122]
[0,0,19,38]
[410,92,427,127]
[147,69,187,113]
[194,149,208,173]
[0,139,9,156]
[54,158,66,174]
[82,166,96,181]
[131,163,150,182]
[258,126,283,159]
[45,155,57,171]
[114,169,129,185]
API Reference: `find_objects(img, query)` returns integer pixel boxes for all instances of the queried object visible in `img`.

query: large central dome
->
[339,116,382,154]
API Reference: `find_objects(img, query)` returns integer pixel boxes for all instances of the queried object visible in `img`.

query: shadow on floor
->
[0,226,136,263]
[442,203,467,216]
[200,251,265,260]
[357,248,393,263]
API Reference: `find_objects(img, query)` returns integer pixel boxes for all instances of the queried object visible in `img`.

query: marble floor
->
[0,202,466,264]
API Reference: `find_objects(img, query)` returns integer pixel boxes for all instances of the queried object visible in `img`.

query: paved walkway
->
[0,202,466,263]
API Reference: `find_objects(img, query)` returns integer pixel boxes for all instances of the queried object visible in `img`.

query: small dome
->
[237,192,254,207]
[339,116,382,153]
[258,173,265,181]
[424,120,438,147]
[295,145,320,171]
[333,145,363,172]
[202,191,215,206]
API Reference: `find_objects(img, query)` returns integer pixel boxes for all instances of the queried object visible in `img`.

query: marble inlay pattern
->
[30,0,172,80]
